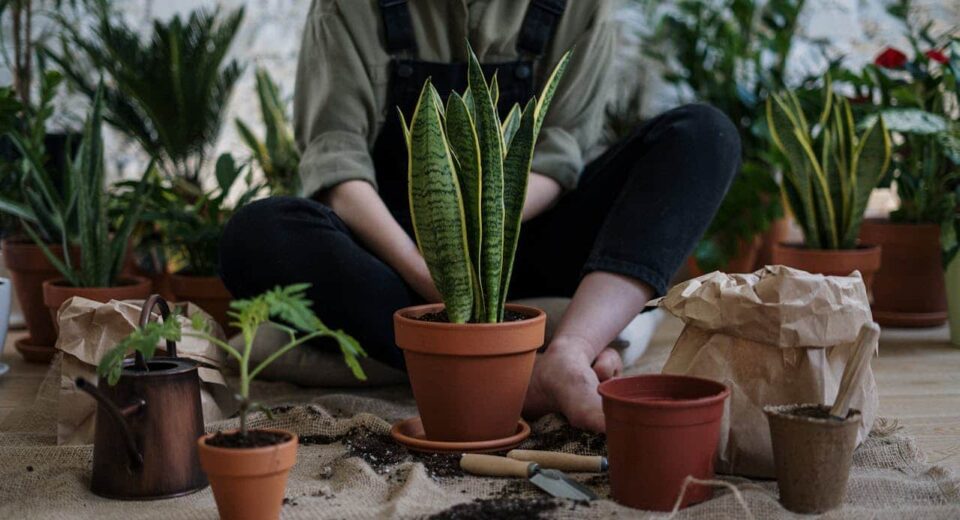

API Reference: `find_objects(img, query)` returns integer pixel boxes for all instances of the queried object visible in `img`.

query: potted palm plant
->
[99,284,366,520]
[38,87,153,327]
[392,48,566,445]
[235,68,301,196]
[767,76,892,288]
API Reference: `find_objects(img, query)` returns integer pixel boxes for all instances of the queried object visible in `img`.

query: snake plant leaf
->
[490,73,499,110]
[397,108,411,145]
[407,81,474,323]
[498,99,537,318]
[767,94,821,247]
[534,51,571,135]
[445,92,485,317]
[468,48,505,322]
[501,104,521,154]
[0,196,37,223]
[795,124,838,249]
[844,115,891,247]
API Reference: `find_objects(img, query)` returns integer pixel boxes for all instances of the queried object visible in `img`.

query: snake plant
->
[402,47,569,323]
[236,68,301,196]
[767,76,892,250]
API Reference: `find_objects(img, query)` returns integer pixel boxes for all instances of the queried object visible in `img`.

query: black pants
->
[220,104,740,368]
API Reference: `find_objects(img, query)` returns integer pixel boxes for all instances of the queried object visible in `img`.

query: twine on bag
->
[667,476,770,519]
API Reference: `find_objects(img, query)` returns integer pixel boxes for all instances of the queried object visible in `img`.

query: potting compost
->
[1,351,957,518]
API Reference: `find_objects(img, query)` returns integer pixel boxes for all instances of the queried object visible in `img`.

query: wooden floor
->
[1,319,959,471]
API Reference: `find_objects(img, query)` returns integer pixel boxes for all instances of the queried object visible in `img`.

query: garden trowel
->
[460,454,599,501]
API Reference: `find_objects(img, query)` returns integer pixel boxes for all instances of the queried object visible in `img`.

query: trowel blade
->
[529,468,599,501]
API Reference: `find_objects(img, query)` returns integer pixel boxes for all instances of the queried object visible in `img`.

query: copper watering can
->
[76,295,208,500]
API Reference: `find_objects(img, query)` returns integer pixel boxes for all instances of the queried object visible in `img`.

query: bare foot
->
[523,338,607,432]
[592,348,622,381]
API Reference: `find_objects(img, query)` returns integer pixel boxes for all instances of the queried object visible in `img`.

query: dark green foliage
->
[235,68,301,196]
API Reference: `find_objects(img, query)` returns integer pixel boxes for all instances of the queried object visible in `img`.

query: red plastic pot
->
[599,374,730,511]
[394,303,546,443]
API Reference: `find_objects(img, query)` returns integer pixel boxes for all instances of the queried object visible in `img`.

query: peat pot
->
[859,220,947,327]
[772,243,881,290]
[75,295,207,499]
[394,303,546,442]
[947,256,960,347]
[42,276,152,333]
[598,374,730,511]
[764,404,861,514]
[198,429,298,520]
[2,238,74,361]
[169,273,234,335]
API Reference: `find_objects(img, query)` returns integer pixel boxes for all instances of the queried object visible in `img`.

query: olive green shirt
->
[294,0,615,197]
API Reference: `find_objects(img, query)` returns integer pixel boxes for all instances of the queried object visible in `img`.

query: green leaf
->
[845,115,891,246]
[534,52,572,136]
[215,153,241,197]
[861,108,948,135]
[500,104,521,153]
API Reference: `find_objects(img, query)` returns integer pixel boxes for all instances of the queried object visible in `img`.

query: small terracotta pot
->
[688,235,762,277]
[764,404,861,514]
[772,242,881,290]
[859,220,947,327]
[170,273,234,335]
[598,374,730,511]
[2,238,75,360]
[394,303,546,442]
[198,429,298,520]
[946,256,960,347]
[42,277,152,332]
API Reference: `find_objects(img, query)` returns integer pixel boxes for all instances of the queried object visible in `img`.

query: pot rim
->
[119,356,198,377]
[598,374,730,409]
[394,303,546,330]
[763,403,861,426]
[198,428,298,453]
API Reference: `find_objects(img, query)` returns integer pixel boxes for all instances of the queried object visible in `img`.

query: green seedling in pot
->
[99,284,367,437]
[401,46,569,323]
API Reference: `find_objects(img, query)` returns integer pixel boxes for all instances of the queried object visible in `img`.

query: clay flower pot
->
[42,277,152,333]
[198,429,298,520]
[772,242,881,290]
[859,219,947,327]
[393,303,546,443]
[170,273,234,335]
[946,256,960,347]
[687,235,762,277]
[1,238,75,361]
[598,374,730,511]
[764,404,861,514]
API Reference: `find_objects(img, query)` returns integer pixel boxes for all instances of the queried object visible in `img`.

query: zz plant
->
[99,284,367,438]
[401,48,569,323]
[767,77,892,250]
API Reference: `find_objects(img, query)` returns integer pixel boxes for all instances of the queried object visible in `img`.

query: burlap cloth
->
[1,354,958,519]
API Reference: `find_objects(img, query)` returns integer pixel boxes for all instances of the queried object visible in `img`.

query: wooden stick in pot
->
[829,322,880,420]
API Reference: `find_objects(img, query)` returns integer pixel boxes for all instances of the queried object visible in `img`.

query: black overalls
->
[221,0,742,369]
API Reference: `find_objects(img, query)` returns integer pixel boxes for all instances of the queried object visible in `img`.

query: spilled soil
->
[427,498,560,520]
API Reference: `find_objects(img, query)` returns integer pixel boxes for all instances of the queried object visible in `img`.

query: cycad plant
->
[235,68,301,196]
[402,48,569,323]
[767,77,892,250]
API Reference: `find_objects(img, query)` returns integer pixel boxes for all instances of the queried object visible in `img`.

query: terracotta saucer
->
[15,337,56,364]
[391,417,530,454]
[872,309,948,328]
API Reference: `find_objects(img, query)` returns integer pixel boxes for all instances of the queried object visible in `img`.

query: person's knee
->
[670,103,741,151]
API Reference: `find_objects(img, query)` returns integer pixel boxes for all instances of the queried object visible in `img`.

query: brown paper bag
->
[657,265,879,478]
[55,297,237,445]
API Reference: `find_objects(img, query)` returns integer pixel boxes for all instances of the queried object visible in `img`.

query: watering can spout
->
[76,377,145,470]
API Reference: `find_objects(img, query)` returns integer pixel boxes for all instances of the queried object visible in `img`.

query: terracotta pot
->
[947,256,960,347]
[394,303,546,442]
[772,243,881,290]
[755,217,792,270]
[198,429,298,520]
[42,277,152,332]
[170,273,234,335]
[764,404,861,514]
[859,220,947,327]
[598,374,730,511]
[1,238,76,361]
[687,235,762,277]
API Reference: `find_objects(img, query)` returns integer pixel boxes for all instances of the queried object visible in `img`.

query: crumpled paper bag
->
[55,297,237,445]
[657,265,879,478]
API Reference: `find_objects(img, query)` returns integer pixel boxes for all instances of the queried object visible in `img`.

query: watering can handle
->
[75,377,145,470]
[134,295,178,371]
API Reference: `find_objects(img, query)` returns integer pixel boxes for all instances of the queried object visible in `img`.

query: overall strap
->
[379,0,417,53]
[517,0,567,57]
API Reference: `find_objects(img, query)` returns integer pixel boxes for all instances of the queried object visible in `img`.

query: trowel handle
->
[507,450,608,473]
[830,322,881,419]
[460,454,534,478]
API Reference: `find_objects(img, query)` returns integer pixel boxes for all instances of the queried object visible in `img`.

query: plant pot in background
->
[598,374,730,511]
[687,236,762,277]
[42,277,152,333]
[198,429,298,520]
[754,217,792,270]
[947,256,960,347]
[859,220,947,327]
[764,404,861,514]
[170,273,234,335]
[772,243,881,290]
[393,303,546,443]
[2,238,74,362]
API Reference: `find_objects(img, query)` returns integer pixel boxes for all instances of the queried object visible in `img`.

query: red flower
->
[925,49,949,64]
[875,47,908,68]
